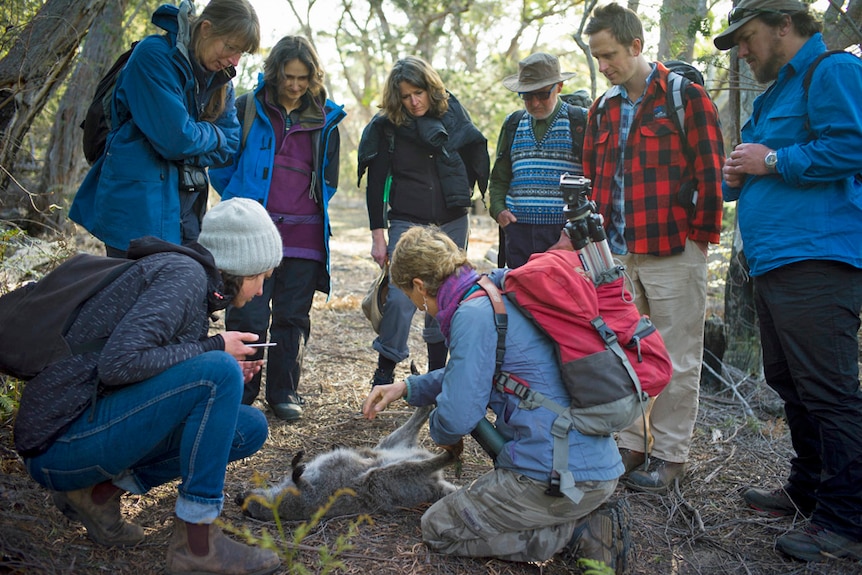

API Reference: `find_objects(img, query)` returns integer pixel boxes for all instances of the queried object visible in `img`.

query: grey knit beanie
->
[198,198,282,276]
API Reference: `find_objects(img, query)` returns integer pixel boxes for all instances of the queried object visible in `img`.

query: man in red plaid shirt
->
[583,2,725,492]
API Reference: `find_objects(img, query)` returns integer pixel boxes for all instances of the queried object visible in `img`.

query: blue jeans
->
[374,216,469,362]
[226,257,322,405]
[755,259,862,540]
[25,351,268,524]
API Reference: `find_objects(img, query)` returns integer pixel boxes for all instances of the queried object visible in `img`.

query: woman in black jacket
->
[357,56,489,386]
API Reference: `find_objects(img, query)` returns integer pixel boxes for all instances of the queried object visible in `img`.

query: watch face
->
[765,152,777,167]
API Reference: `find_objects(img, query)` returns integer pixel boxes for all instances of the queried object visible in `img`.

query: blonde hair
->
[190,0,260,121]
[390,226,473,296]
[380,56,449,126]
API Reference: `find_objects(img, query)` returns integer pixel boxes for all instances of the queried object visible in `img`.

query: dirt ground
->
[2,196,862,575]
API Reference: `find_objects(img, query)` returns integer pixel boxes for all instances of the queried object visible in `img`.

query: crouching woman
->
[15,199,283,575]
[362,226,624,567]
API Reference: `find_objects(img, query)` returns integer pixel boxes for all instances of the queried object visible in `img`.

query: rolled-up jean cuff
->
[113,471,146,495]
[176,494,223,524]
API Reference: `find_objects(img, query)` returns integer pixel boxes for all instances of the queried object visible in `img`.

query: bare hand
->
[437,438,464,460]
[495,210,517,228]
[724,142,773,187]
[222,331,262,361]
[371,229,389,268]
[362,381,408,420]
[238,359,264,383]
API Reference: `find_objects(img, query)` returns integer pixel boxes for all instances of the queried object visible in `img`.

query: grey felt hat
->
[502,53,576,92]
[714,0,806,50]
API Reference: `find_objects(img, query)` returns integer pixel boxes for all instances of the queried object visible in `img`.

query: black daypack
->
[80,42,139,165]
[0,255,135,380]
[0,238,225,382]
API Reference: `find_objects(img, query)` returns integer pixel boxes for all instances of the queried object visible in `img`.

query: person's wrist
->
[764,150,778,173]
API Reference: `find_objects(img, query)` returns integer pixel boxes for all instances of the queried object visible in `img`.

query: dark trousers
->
[226,257,321,406]
[754,259,862,539]
[502,222,564,269]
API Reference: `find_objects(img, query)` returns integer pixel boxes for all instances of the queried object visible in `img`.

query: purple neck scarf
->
[435,266,480,342]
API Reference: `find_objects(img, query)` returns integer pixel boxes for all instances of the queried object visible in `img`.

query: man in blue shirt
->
[715,0,862,563]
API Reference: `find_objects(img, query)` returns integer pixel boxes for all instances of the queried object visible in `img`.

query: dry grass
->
[2,197,861,575]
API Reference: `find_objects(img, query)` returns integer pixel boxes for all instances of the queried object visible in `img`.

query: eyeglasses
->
[727,7,788,25]
[219,39,245,57]
[518,88,555,102]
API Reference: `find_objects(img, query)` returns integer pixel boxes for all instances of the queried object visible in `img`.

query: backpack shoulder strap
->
[476,275,508,376]
[665,70,688,140]
[237,93,256,150]
[803,50,847,100]
[498,109,527,160]
[565,104,588,161]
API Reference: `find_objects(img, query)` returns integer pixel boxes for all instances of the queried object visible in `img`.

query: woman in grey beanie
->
[15,197,283,575]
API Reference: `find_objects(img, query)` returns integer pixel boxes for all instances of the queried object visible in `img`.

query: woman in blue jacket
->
[210,36,345,420]
[70,0,259,257]
[362,226,623,568]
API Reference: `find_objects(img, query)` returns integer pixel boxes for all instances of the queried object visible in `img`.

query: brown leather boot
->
[166,517,280,575]
[52,484,144,547]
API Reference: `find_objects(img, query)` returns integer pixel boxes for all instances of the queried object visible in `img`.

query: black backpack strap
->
[802,50,846,134]
[566,104,588,162]
[236,92,257,151]
[498,110,527,160]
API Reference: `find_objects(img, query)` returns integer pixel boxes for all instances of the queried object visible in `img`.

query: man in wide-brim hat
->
[489,53,585,269]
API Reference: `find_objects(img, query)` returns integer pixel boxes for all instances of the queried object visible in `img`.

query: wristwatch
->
[764,150,778,173]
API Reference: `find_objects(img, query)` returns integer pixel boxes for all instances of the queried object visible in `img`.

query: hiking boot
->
[776,523,862,562]
[270,394,305,422]
[564,498,632,575]
[370,367,395,387]
[743,486,813,517]
[624,457,685,492]
[166,517,281,575]
[52,485,144,547]
[618,448,645,475]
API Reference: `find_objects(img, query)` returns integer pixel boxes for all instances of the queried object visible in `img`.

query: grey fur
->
[239,405,458,521]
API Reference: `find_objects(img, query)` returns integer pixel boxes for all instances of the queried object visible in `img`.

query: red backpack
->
[476,250,672,500]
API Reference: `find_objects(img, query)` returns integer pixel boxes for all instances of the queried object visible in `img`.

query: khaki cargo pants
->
[421,467,617,562]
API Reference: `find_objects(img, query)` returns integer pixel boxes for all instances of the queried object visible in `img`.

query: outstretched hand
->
[362,381,407,420]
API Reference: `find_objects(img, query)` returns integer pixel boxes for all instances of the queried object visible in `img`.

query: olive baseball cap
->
[714,0,806,50]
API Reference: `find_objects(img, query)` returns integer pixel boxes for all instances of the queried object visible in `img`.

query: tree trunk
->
[722,50,768,377]
[657,0,706,61]
[822,0,862,50]
[0,0,110,224]
[32,0,130,236]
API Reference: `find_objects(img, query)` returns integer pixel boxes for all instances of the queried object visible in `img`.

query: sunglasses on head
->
[727,7,790,24]
[517,87,555,102]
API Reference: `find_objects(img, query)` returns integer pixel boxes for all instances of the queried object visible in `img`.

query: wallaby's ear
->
[291,450,306,484]
[291,450,305,468]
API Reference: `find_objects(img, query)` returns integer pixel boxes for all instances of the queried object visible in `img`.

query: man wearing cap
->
[715,1,862,562]
[489,52,588,268]
[583,3,724,492]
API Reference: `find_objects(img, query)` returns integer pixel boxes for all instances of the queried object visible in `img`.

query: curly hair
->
[380,56,449,126]
[760,6,822,37]
[390,226,473,296]
[264,35,326,103]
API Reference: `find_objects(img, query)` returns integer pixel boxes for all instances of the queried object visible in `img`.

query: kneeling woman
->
[362,226,622,565]
[16,199,283,575]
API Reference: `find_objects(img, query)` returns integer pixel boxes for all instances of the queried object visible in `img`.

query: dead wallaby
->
[238,405,458,520]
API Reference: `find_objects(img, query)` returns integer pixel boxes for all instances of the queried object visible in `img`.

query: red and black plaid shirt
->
[583,63,724,256]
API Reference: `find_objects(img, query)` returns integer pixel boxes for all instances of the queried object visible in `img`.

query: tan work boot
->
[52,485,144,547]
[166,517,281,575]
